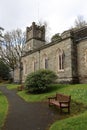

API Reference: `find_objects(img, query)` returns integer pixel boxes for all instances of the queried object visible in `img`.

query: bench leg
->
[48,101,51,106]
[68,107,70,114]
[60,107,70,114]
[60,107,62,114]
[49,102,50,106]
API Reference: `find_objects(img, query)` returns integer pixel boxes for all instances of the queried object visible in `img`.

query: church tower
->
[25,22,45,51]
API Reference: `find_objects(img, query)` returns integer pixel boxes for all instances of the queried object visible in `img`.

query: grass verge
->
[6,84,20,90]
[0,91,8,130]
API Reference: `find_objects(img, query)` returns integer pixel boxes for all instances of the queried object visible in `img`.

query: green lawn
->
[0,83,20,90]
[17,84,65,102]
[50,111,87,130]
[0,91,8,130]
[6,84,20,90]
[17,84,87,103]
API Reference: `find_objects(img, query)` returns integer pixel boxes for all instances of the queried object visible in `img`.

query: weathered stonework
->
[14,67,20,83]
[77,39,87,83]
[14,22,87,84]
[25,22,45,51]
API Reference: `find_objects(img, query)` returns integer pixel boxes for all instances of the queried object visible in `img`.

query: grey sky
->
[0,0,87,38]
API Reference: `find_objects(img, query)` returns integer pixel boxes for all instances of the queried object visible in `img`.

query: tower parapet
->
[25,22,45,52]
[26,22,45,42]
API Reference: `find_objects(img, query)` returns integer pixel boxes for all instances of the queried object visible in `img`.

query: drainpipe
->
[39,50,40,69]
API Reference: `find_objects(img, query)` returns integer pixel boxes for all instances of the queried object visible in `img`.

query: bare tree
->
[0,29,26,83]
[74,15,87,28]
[0,27,4,42]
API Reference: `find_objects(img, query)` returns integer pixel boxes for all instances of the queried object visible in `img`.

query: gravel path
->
[0,86,60,130]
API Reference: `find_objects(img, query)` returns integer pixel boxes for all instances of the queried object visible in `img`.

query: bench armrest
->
[59,101,69,103]
[59,101,70,107]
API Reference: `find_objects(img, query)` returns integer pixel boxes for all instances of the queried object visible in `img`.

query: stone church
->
[14,22,87,84]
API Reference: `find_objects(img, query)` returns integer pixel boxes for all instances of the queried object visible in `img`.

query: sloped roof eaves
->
[22,41,59,57]
[22,37,70,57]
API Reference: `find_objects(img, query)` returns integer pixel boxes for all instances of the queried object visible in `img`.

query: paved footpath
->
[0,86,59,130]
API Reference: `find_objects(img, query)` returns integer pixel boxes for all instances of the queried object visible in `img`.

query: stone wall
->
[77,39,87,83]
[24,39,45,51]
[22,37,74,83]
[14,67,20,83]
[22,51,40,82]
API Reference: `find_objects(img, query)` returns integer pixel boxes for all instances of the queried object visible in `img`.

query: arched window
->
[45,58,48,69]
[43,54,48,69]
[57,49,64,71]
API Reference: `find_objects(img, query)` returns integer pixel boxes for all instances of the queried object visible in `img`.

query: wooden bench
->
[48,93,71,113]
[17,85,24,91]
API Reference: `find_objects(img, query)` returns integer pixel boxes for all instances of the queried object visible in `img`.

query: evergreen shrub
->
[25,69,57,93]
[0,60,11,81]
